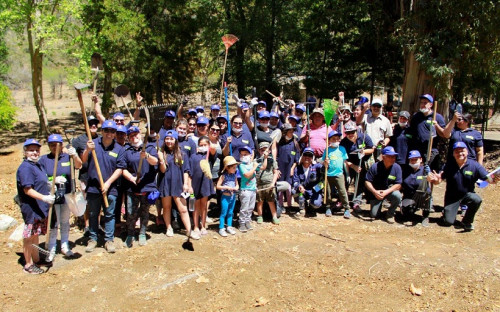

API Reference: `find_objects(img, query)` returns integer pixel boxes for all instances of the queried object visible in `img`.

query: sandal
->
[23,264,44,274]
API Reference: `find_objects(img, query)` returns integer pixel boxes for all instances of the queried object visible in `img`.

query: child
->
[255,142,280,224]
[158,130,193,239]
[276,123,300,213]
[190,136,215,238]
[238,146,259,232]
[322,130,351,219]
[216,156,239,237]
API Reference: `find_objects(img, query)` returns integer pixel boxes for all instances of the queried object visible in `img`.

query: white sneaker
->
[219,228,228,237]
[47,247,56,262]
[226,227,236,235]
[166,227,174,237]
[61,244,74,257]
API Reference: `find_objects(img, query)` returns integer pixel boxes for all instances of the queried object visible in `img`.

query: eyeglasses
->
[103,129,116,133]
[188,123,196,126]
[233,122,243,126]
[210,128,220,132]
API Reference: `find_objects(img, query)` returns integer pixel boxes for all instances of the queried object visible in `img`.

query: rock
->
[0,214,17,231]
[410,283,422,296]
[8,223,24,241]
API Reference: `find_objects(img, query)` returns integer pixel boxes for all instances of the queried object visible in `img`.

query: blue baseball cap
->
[241,102,249,110]
[288,115,300,123]
[382,146,398,156]
[453,142,467,149]
[296,104,306,112]
[196,106,204,112]
[24,138,41,147]
[258,111,270,119]
[239,146,252,154]
[257,100,266,107]
[328,130,341,138]
[270,112,280,119]
[419,94,434,103]
[127,126,140,135]
[102,120,117,130]
[116,125,127,134]
[113,112,124,119]
[164,110,176,118]
[196,116,209,125]
[357,96,369,104]
[47,134,63,143]
[302,147,314,155]
[188,108,197,115]
[408,150,421,159]
[165,130,178,140]
[216,115,228,122]
[211,104,220,111]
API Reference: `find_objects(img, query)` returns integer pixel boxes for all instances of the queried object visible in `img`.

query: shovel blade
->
[74,83,90,90]
[65,192,87,217]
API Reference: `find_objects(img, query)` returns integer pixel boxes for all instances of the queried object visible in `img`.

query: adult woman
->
[221,115,255,161]
[208,122,223,182]
[186,117,197,139]
[276,123,300,212]
[39,134,82,261]
[299,108,328,158]
[16,139,54,274]
[442,113,484,165]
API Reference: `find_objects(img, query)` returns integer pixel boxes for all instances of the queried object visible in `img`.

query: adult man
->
[81,120,126,253]
[389,111,412,165]
[356,99,393,160]
[407,94,446,170]
[210,104,221,123]
[427,142,496,231]
[364,146,402,223]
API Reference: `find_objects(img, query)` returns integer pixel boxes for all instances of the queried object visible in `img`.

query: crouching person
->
[292,147,324,217]
[364,146,402,223]
[427,142,497,231]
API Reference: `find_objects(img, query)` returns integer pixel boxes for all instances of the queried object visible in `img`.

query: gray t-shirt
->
[256,156,277,185]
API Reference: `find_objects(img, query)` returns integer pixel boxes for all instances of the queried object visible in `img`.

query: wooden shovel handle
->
[45,142,60,248]
[76,89,109,207]
[426,101,438,163]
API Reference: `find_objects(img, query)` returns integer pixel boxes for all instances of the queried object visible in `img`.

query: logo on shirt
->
[61,162,70,167]
[184,146,191,150]
[464,170,473,176]
[291,151,296,156]
[242,139,249,144]
[109,151,118,158]
[388,175,396,180]
[417,176,423,180]
[465,135,474,140]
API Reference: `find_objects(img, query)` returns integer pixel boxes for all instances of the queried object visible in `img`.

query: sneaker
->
[47,247,56,262]
[200,228,208,236]
[257,216,263,224]
[166,227,174,237]
[386,216,395,224]
[206,216,213,223]
[353,203,362,213]
[138,234,147,246]
[23,264,44,275]
[219,228,228,237]
[421,217,430,227]
[245,222,253,231]
[344,210,351,219]
[239,224,247,232]
[325,208,332,217]
[190,231,201,240]
[86,239,97,253]
[105,241,116,253]
[61,244,74,258]
[463,223,474,232]
[124,235,134,248]
[83,226,90,237]
[227,227,236,235]
[272,217,280,225]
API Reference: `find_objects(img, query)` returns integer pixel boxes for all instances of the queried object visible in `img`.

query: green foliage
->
[0,83,17,130]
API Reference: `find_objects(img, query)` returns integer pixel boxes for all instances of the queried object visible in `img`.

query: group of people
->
[16,92,497,274]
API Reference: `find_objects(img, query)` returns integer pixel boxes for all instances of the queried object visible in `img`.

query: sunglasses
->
[210,128,220,132]
[188,123,196,126]
[103,129,116,133]
[345,131,356,134]
[233,122,243,126]
[114,119,125,123]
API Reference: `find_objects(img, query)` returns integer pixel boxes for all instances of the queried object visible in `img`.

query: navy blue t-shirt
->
[340,131,374,165]
[440,159,488,205]
[220,130,255,161]
[408,111,446,154]
[179,138,197,157]
[365,161,403,200]
[390,125,412,165]
[447,128,483,161]
[16,160,50,223]
[86,138,126,196]
[39,153,73,193]
[401,165,427,198]
[122,143,158,193]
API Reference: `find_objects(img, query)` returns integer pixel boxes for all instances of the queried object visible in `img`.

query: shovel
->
[114,84,134,120]
[91,53,103,94]
[63,129,87,217]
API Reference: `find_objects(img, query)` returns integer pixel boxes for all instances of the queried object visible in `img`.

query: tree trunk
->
[401,50,436,114]
[264,0,276,109]
[27,17,49,136]
[235,38,246,98]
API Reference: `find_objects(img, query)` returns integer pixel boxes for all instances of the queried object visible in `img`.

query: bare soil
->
[0,87,499,311]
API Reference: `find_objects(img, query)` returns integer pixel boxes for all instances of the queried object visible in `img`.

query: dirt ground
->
[0,86,499,311]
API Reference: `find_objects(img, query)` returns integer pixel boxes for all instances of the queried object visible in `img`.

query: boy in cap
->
[364,146,403,223]
[255,142,280,224]
[238,146,259,231]
[322,130,351,218]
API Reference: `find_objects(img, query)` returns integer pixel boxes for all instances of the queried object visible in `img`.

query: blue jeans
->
[219,194,236,229]
[87,193,116,242]
[369,190,402,218]
[443,192,482,226]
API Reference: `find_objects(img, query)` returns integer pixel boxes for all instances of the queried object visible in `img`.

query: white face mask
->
[197,112,203,117]
[198,146,208,153]
[409,162,420,169]
[241,155,251,164]
[330,142,340,148]
[177,130,187,139]
[27,155,39,163]
[260,122,269,128]
[232,127,242,134]
[420,108,430,114]
[131,140,143,148]
[398,122,407,128]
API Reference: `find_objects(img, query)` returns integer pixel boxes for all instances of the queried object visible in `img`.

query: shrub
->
[0,83,17,130]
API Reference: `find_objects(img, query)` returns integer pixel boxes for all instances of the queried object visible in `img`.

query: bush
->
[0,83,17,130]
